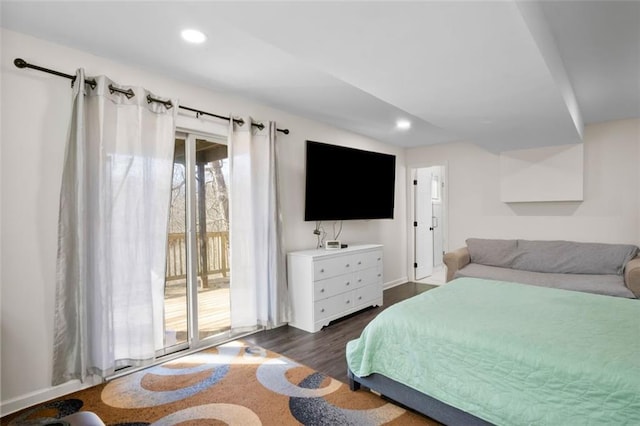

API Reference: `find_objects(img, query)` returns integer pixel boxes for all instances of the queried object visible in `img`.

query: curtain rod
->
[13,58,290,135]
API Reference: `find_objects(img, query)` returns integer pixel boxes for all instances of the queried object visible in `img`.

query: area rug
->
[3,340,438,425]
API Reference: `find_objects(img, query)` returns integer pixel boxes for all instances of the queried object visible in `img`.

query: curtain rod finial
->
[14,58,28,69]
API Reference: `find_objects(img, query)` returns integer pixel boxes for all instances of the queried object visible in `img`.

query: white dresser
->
[287,244,383,333]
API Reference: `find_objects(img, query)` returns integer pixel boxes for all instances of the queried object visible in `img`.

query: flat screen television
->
[304,140,396,221]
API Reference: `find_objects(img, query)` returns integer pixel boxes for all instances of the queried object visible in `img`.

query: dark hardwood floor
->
[246,281,436,384]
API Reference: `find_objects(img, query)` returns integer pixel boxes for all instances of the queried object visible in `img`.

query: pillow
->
[511,240,639,275]
[466,238,518,268]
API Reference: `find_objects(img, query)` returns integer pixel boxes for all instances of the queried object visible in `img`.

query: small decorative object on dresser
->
[324,240,341,250]
[287,244,383,332]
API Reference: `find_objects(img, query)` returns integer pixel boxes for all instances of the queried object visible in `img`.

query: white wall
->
[0,29,407,412]
[499,143,584,202]
[406,118,640,249]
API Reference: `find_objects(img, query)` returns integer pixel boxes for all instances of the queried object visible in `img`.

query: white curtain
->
[53,70,176,385]
[228,117,289,331]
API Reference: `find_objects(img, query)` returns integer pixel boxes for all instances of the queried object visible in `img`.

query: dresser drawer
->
[351,250,382,271]
[354,266,383,288]
[314,274,355,300]
[314,292,354,321]
[314,298,334,321]
[313,255,356,280]
[354,284,383,306]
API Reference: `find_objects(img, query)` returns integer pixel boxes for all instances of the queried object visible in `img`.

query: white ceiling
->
[2,1,639,151]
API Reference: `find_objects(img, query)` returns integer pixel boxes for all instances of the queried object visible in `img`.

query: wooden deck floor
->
[164,279,231,342]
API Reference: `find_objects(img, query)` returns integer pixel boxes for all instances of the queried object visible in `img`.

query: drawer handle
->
[358,261,362,265]
[346,300,350,304]
[321,308,325,313]
[346,282,350,286]
[320,288,325,293]
[377,257,381,261]
[320,268,325,273]
[346,263,350,267]
[358,296,362,300]
[378,273,382,277]
[358,278,362,283]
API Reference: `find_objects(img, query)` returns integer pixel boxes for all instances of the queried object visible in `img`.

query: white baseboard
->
[383,276,409,290]
[0,377,100,416]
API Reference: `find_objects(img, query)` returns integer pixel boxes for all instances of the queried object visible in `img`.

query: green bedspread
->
[346,277,640,425]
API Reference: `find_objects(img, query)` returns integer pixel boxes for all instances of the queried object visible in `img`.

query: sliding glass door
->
[163,138,189,349]
[162,133,231,354]
[194,138,231,340]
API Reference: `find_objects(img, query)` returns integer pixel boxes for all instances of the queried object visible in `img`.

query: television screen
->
[304,140,396,221]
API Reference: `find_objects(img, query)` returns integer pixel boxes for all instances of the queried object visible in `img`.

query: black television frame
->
[304,140,396,221]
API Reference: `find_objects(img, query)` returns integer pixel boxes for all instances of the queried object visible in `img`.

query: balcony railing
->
[166,231,229,282]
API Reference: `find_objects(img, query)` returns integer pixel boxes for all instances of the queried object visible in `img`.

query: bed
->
[346,277,640,425]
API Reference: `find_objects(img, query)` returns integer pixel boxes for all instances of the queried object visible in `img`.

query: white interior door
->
[415,168,434,280]
[432,202,444,267]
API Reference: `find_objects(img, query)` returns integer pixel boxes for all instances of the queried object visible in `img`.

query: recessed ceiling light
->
[181,29,206,44]
[396,119,411,130]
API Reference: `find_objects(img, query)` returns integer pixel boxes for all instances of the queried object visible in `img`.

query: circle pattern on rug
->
[289,372,405,425]
[150,403,260,425]
[7,398,83,425]
[102,344,242,408]
[256,357,342,398]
